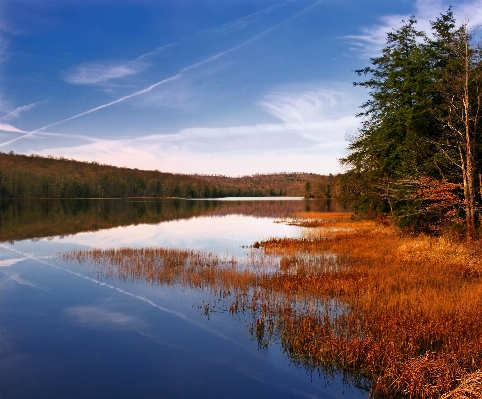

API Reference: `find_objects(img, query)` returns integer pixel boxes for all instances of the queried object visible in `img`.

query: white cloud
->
[345,0,482,58]
[64,60,147,85]
[24,82,359,175]
[0,101,44,121]
[31,115,354,176]
[0,123,25,133]
[259,84,358,124]
[0,14,22,64]
[344,14,409,58]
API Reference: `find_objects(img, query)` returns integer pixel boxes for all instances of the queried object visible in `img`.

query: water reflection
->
[0,198,347,242]
[62,245,369,394]
[1,199,367,399]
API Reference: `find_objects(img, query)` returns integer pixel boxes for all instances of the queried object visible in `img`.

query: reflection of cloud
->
[64,306,137,329]
[0,257,44,289]
[64,61,148,85]
[0,257,26,267]
[4,272,39,288]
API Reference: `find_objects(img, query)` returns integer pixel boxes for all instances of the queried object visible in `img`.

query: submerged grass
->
[61,213,482,398]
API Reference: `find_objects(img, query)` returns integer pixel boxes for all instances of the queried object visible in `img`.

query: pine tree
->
[341,10,481,238]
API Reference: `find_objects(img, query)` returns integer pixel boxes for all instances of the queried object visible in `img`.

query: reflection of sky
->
[49,214,302,256]
[200,197,303,201]
[0,209,367,398]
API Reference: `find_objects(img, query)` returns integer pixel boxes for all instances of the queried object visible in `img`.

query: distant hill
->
[0,152,339,199]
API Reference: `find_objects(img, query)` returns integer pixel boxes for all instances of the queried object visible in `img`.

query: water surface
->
[0,198,367,399]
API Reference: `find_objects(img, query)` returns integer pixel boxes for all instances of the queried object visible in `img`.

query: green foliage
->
[0,153,336,199]
[341,9,482,235]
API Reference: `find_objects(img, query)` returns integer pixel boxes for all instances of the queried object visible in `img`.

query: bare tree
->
[433,22,482,239]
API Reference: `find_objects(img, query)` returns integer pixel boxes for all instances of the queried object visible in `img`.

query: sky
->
[1,0,482,176]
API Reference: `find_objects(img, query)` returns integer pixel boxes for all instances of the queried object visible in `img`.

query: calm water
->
[0,198,367,399]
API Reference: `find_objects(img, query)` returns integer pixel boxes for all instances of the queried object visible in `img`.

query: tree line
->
[0,152,336,199]
[341,9,482,239]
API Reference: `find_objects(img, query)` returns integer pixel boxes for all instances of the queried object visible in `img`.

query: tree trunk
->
[463,35,476,240]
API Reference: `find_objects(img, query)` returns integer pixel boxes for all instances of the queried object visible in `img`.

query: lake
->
[0,198,368,399]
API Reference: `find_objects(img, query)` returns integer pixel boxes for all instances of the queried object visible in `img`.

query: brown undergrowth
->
[260,213,482,398]
[61,212,482,398]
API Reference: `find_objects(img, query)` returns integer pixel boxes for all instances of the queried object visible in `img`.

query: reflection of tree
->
[63,214,482,399]
[0,198,346,242]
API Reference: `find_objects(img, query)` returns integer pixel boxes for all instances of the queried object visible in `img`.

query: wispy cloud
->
[0,100,45,121]
[135,1,292,62]
[0,11,23,64]
[29,111,355,175]
[344,14,408,58]
[0,128,98,149]
[17,82,358,175]
[259,84,357,124]
[0,123,26,133]
[0,73,182,148]
[61,1,307,87]
[345,0,482,58]
[3,2,320,149]
[63,60,148,85]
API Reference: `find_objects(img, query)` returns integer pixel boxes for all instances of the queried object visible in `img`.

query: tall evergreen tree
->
[341,10,481,238]
[341,17,437,217]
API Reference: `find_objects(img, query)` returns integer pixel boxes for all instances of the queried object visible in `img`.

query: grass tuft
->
[61,212,482,398]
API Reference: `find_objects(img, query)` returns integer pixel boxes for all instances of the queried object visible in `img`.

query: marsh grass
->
[260,214,482,398]
[61,212,482,398]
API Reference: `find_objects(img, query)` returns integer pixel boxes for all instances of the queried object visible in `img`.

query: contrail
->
[0,74,181,147]
[0,0,319,149]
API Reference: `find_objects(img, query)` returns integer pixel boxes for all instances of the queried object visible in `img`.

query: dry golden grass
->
[258,213,482,398]
[62,211,482,398]
[440,370,482,398]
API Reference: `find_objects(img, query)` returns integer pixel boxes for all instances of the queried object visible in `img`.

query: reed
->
[257,214,482,398]
[61,212,482,398]
[440,370,482,398]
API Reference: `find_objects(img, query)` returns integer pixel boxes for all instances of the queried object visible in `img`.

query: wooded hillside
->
[0,152,338,199]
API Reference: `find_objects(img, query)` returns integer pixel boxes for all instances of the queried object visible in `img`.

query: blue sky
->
[1,0,481,176]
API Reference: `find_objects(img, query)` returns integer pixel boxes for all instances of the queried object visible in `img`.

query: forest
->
[3,9,481,239]
[341,9,481,239]
[0,152,337,199]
